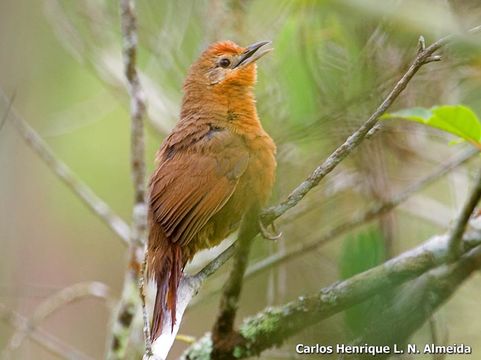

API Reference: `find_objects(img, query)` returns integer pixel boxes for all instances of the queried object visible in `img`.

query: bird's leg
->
[258,218,282,240]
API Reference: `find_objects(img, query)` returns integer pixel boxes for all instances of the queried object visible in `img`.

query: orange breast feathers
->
[147,40,276,340]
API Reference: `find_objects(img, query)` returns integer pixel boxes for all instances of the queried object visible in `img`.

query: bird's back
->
[149,119,276,259]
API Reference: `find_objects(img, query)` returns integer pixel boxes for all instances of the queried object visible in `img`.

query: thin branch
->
[187,147,478,310]
[428,315,440,360]
[467,24,481,36]
[181,230,481,359]
[0,90,131,245]
[107,0,150,358]
[0,303,94,360]
[0,92,15,133]
[195,245,238,282]
[3,282,111,357]
[106,270,141,359]
[139,251,151,356]
[447,168,481,258]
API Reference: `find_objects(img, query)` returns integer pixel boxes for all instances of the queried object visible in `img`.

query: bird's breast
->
[242,133,277,205]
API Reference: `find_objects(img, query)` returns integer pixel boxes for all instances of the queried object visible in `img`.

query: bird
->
[147,40,277,341]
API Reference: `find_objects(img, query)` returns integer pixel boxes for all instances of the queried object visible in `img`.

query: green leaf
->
[382,105,481,145]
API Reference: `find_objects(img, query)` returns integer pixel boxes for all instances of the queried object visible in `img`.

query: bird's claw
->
[258,219,282,240]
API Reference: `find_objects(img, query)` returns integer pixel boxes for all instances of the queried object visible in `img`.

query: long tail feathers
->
[151,244,183,341]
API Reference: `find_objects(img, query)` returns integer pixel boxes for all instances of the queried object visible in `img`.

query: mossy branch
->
[182,229,481,359]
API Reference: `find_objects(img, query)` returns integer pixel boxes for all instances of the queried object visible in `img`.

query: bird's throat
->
[180,84,261,131]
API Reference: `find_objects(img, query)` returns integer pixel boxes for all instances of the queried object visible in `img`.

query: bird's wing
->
[149,128,249,247]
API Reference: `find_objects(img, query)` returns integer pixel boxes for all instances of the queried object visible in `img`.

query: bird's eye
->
[219,58,231,68]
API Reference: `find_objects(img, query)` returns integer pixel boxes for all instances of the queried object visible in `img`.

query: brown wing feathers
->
[148,129,249,339]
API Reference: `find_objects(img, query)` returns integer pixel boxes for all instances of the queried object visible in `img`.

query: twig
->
[3,282,111,357]
[447,168,481,259]
[181,230,481,359]
[106,271,141,359]
[139,250,151,356]
[428,316,440,360]
[0,92,15,133]
[187,147,478,309]
[0,303,94,360]
[176,334,197,344]
[0,90,131,245]
[107,0,150,358]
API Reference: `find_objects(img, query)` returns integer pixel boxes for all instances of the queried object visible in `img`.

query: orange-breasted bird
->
[147,40,276,340]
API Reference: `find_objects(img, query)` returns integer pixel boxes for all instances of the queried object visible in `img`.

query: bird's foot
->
[258,219,282,240]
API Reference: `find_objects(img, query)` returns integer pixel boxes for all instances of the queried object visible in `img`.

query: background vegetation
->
[1,0,481,359]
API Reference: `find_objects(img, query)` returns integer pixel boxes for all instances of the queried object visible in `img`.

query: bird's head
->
[185,40,273,89]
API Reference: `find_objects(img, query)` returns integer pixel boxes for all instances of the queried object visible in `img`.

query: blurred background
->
[1,0,481,359]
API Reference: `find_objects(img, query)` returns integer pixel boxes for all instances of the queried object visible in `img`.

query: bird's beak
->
[234,41,273,68]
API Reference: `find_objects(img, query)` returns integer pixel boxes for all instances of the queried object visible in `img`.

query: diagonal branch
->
[0,90,131,245]
[0,92,15,133]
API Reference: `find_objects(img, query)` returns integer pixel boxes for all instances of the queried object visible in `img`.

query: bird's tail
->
[149,242,183,341]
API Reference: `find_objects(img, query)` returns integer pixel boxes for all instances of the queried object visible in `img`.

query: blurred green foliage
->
[340,228,387,336]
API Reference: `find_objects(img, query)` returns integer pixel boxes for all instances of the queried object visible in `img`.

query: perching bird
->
[147,40,276,340]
